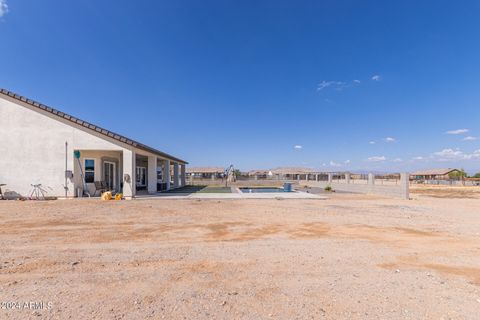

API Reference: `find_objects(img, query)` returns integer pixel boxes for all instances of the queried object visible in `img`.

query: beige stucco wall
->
[0,96,130,197]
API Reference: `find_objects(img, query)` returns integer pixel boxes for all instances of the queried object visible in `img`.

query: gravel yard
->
[1,193,479,319]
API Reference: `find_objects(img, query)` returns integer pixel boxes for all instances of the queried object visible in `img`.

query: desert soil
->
[1,192,480,319]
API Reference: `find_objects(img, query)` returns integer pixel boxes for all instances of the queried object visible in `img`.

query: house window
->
[85,159,95,183]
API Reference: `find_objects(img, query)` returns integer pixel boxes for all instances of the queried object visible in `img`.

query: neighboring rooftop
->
[271,167,315,174]
[248,167,315,175]
[186,167,225,174]
[410,168,459,176]
[0,88,187,164]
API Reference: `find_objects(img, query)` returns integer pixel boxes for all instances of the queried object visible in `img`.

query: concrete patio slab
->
[136,191,326,200]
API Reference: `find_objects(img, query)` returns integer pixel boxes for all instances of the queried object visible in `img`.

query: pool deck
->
[136,189,326,200]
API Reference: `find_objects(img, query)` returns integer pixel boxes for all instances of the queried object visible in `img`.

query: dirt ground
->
[1,193,480,319]
[411,184,480,199]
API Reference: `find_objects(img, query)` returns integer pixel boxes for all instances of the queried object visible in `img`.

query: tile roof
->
[0,88,187,164]
[410,168,458,176]
[248,167,316,175]
[186,167,225,173]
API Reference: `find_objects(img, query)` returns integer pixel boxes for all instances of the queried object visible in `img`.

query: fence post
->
[368,173,375,185]
[401,172,410,200]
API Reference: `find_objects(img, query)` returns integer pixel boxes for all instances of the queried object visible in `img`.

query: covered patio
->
[73,149,186,199]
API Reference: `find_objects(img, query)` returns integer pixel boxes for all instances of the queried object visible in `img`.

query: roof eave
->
[0,88,188,164]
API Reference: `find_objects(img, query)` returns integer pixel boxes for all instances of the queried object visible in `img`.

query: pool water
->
[239,187,292,193]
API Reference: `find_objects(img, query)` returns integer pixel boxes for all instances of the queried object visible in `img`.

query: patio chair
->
[93,181,108,196]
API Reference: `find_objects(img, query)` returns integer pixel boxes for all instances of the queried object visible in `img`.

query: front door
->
[103,161,116,190]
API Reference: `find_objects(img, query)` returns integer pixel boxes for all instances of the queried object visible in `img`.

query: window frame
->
[84,158,95,183]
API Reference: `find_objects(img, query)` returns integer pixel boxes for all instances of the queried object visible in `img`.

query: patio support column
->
[345,173,351,184]
[173,162,179,188]
[122,149,136,199]
[164,160,171,190]
[315,174,319,182]
[327,173,333,184]
[147,155,157,194]
[180,164,186,187]
[305,174,309,181]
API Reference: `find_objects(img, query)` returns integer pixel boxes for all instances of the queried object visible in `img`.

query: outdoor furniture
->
[0,184,5,200]
[93,181,108,196]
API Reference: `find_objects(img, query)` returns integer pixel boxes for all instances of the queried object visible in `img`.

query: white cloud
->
[383,137,396,143]
[462,136,478,141]
[329,161,342,167]
[446,129,469,135]
[471,150,480,159]
[353,79,361,84]
[0,0,8,17]
[367,156,386,162]
[392,158,403,162]
[317,81,335,91]
[293,145,303,150]
[371,75,381,81]
[369,141,376,145]
[344,159,351,164]
[433,148,465,160]
[412,156,424,161]
[431,148,480,161]
[317,80,348,92]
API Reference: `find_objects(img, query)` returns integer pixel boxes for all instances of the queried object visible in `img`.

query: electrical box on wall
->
[65,170,73,179]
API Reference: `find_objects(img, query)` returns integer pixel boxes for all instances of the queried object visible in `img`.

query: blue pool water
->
[239,187,292,193]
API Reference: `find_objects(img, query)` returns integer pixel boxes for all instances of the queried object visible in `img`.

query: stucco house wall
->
[0,95,128,197]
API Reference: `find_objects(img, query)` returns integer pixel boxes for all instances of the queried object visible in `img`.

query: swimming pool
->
[239,187,293,193]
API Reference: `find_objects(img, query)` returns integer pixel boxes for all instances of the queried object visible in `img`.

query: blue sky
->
[1,1,480,173]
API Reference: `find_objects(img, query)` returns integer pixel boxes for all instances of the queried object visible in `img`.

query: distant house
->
[186,167,225,180]
[0,89,188,198]
[410,168,461,180]
[249,167,316,180]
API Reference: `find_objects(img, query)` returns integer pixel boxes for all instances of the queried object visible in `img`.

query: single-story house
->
[249,167,316,180]
[410,168,461,180]
[0,89,188,199]
[186,167,225,180]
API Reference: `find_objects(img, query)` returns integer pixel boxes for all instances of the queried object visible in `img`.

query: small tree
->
[234,169,242,178]
[448,169,467,180]
[473,172,480,178]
